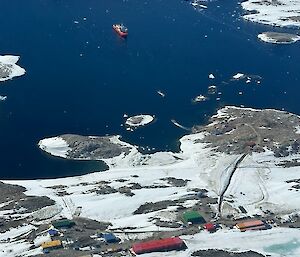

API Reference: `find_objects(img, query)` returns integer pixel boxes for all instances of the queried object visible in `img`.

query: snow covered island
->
[242,0,300,28]
[0,55,25,82]
[38,134,137,167]
[258,32,300,44]
[125,114,155,127]
[2,106,300,256]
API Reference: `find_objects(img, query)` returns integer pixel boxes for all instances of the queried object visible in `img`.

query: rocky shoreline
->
[193,106,300,157]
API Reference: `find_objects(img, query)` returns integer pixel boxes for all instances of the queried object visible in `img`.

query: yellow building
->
[41,240,62,250]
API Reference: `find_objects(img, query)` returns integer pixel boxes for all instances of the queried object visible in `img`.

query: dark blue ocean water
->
[0,0,299,179]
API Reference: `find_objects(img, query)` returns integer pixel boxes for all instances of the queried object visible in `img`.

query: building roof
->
[52,219,75,228]
[182,211,204,222]
[103,233,119,243]
[41,240,62,249]
[183,211,202,219]
[48,229,58,236]
[240,224,267,232]
[236,220,264,230]
[204,223,215,231]
[132,237,184,254]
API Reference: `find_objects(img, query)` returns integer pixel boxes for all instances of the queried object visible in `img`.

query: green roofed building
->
[182,211,206,224]
[52,219,75,229]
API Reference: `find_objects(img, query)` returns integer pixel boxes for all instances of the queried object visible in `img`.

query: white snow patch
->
[0,225,36,241]
[33,234,51,247]
[38,137,71,158]
[295,125,300,134]
[242,0,300,28]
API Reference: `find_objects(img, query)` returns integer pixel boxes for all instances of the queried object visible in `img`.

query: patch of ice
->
[192,95,208,102]
[157,90,165,97]
[232,73,245,80]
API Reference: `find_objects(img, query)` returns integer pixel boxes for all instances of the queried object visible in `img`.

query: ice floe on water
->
[258,32,300,44]
[242,0,300,28]
[232,73,245,80]
[188,0,209,11]
[231,72,262,84]
[208,73,215,79]
[125,114,155,128]
[208,85,217,94]
[0,95,7,101]
[0,55,25,82]
[171,119,191,131]
[157,90,166,98]
[192,94,209,103]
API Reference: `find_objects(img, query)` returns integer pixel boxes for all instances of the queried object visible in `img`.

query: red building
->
[131,237,185,255]
[203,223,216,232]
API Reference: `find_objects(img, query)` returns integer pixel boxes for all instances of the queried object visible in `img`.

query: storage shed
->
[182,211,206,224]
[52,219,75,229]
[132,237,185,255]
[41,240,62,250]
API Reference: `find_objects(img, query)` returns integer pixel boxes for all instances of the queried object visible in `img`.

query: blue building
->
[101,233,120,243]
[48,229,59,237]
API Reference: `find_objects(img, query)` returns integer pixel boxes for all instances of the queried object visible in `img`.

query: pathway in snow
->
[218,153,248,216]
[217,121,263,216]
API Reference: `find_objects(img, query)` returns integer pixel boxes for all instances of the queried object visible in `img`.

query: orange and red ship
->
[113,24,128,38]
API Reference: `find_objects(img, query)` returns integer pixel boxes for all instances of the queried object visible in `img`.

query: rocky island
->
[125,115,155,128]
[0,55,25,82]
[258,32,300,44]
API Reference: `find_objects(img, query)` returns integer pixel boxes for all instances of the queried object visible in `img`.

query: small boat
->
[113,24,128,37]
